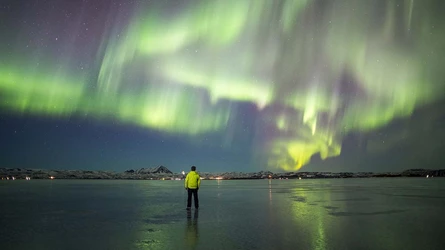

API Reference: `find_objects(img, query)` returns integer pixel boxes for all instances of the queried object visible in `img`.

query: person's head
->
[191,166,196,171]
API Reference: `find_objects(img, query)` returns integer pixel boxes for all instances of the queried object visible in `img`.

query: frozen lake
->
[1,178,444,250]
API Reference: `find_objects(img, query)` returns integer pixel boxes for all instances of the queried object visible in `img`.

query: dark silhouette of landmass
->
[0,166,443,180]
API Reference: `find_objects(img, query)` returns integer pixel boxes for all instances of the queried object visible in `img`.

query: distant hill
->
[125,166,172,174]
[0,167,444,180]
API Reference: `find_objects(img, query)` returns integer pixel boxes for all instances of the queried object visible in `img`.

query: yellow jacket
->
[185,171,201,189]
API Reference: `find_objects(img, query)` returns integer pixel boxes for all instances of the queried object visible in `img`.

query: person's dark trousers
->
[187,188,199,208]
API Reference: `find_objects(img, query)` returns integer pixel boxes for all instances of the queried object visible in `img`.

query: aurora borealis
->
[1,0,444,172]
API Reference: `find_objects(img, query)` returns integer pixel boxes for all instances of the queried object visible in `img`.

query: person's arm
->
[184,174,188,189]
[197,175,201,189]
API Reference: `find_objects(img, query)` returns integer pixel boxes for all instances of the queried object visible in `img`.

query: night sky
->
[1,0,444,173]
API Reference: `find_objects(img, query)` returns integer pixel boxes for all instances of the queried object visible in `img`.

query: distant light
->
[50,176,55,180]
[298,177,302,180]
[215,177,223,180]
[182,171,185,175]
[426,175,429,178]
[12,176,15,180]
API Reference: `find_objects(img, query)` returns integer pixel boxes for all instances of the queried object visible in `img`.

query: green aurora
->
[1,0,444,171]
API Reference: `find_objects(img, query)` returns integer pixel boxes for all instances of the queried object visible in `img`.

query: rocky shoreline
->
[1,166,443,180]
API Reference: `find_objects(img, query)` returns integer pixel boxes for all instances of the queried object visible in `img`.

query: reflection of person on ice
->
[185,208,199,249]
[185,166,201,210]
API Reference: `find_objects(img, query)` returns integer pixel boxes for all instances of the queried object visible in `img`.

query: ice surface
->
[1,178,444,250]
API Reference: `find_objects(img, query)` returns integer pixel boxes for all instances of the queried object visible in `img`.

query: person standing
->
[185,166,200,210]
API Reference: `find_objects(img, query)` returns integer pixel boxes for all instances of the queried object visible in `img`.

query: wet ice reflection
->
[184,209,199,250]
[1,179,444,250]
